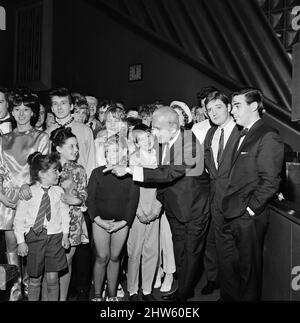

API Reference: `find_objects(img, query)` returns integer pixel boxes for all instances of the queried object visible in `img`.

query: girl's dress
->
[0,128,50,229]
[60,161,89,246]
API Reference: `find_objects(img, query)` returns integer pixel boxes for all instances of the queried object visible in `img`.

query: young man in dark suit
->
[202,91,240,295]
[219,88,284,301]
[110,107,210,301]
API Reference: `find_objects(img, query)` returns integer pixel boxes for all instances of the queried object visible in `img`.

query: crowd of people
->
[0,85,284,302]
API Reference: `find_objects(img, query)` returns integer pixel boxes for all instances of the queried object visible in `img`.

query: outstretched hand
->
[103,165,129,177]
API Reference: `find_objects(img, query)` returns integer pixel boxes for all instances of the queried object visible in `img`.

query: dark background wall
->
[0,1,15,87]
[0,0,299,150]
[50,0,300,151]
[52,0,229,107]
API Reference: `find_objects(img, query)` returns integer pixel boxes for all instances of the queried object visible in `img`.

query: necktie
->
[240,128,249,137]
[162,143,170,165]
[32,187,51,235]
[0,118,11,124]
[217,128,224,165]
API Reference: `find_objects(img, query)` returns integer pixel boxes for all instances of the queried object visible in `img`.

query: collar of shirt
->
[56,115,73,127]
[237,118,261,151]
[218,117,236,142]
[168,129,181,150]
[34,182,52,192]
[162,129,180,164]
[244,118,261,131]
[0,115,10,122]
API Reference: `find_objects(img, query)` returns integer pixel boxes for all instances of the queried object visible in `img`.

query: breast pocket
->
[235,153,256,175]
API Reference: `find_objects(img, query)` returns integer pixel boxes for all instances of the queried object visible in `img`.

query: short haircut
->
[73,96,89,112]
[85,95,98,105]
[9,88,40,126]
[139,104,158,118]
[50,127,77,153]
[104,105,126,123]
[126,117,141,128]
[197,86,219,104]
[27,152,60,185]
[132,123,152,145]
[99,99,113,108]
[0,87,10,101]
[49,87,73,105]
[73,94,87,107]
[205,91,230,108]
[231,87,264,113]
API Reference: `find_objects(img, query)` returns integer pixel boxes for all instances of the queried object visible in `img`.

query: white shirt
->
[192,119,211,145]
[0,115,12,135]
[13,183,70,244]
[161,129,180,164]
[211,117,236,168]
[237,118,261,150]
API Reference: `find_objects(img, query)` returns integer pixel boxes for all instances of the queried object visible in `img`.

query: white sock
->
[129,292,138,296]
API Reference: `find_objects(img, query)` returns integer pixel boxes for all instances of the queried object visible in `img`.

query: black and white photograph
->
[0,0,299,320]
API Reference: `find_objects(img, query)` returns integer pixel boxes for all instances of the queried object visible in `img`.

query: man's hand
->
[17,242,28,257]
[62,234,70,249]
[19,184,32,201]
[0,193,17,209]
[103,166,132,177]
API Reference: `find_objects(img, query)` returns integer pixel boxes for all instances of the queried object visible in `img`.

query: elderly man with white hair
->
[107,106,210,301]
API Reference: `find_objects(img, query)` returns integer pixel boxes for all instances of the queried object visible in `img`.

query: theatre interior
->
[1,0,300,302]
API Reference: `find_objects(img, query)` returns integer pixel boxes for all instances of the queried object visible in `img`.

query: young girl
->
[13,152,70,301]
[87,135,139,301]
[127,124,162,301]
[50,127,89,301]
[94,105,126,167]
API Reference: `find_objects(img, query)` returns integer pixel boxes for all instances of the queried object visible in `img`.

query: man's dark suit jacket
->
[204,124,240,211]
[222,119,284,219]
[141,129,209,223]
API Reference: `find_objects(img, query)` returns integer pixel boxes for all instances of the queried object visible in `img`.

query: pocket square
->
[241,152,248,155]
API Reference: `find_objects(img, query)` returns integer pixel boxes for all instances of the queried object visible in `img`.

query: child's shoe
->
[117,283,125,298]
[160,273,173,292]
[91,295,104,302]
[106,296,121,301]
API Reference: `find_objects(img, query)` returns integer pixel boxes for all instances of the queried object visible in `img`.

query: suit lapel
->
[205,127,217,175]
[231,119,263,167]
[218,125,240,169]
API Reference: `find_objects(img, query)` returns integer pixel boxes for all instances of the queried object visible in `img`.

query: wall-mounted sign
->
[0,6,6,31]
[128,64,143,82]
